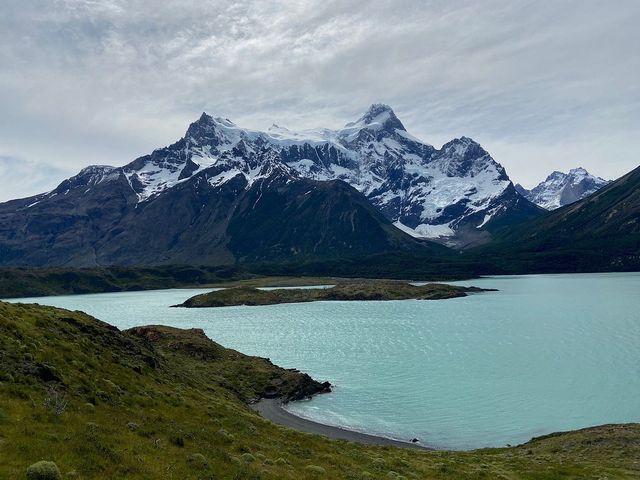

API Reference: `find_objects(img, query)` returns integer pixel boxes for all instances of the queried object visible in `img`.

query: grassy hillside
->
[0,301,639,479]
[179,282,489,308]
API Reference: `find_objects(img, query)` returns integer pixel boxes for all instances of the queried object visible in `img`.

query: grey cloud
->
[0,0,638,196]
[0,154,70,202]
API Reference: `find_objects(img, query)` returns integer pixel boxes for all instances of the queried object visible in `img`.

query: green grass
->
[0,301,638,479]
[180,281,490,308]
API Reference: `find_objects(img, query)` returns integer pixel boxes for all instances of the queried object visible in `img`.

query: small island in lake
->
[177,281,494,308]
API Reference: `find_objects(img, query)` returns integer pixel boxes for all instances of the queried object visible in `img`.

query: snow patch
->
[394,221,455,239]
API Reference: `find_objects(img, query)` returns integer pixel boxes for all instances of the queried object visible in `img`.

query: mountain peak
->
[441,136,483,155]
[450,136,477,145]
[522,167,610,210]
[345,103,406,132]
[546,171,566,181]
[567,167,607,182]
[364,103,394,118]
[198,112,212,122]
[185,112,229,145]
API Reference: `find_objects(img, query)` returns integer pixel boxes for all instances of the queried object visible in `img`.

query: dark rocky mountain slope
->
[0,164,433,267]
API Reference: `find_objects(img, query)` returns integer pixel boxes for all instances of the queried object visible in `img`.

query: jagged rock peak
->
[184,112,240,146]
[77,165,116,175]
[519,167,610,210]
[363,103,395,120]
[440,136,485,156]
[345,103,406,132]
[444,136,478,146]
[198,111,212,122]
[190,112,235,128]
[185,112,215,140]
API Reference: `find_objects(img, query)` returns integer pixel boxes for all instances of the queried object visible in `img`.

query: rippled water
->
[6,273,640,450]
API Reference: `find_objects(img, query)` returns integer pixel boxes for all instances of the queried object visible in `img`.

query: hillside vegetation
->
[0,301,638,479]
[0,266,247,299]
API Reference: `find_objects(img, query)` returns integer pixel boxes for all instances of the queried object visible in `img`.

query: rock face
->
[0,104,542,266]
[516,168,610,210]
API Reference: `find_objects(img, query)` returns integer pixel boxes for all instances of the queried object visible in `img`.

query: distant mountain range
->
[0,105,636,272]
[516,168,610,210]
[0,104,541,267]
[482,165,640,272]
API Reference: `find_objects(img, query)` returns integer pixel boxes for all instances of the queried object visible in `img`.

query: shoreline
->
[250,398,431,450]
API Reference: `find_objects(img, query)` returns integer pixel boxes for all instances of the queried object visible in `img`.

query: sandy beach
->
[250,398,431,450]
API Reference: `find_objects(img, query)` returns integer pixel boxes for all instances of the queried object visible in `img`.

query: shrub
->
[85,422,98,432]
[241,453,256,463]
[386,472,408,479]
[305,465,326,474]
[187,453,208,469]
[169,435,185,447]
[214,428,234,444]
[26,461,62,480]
[231,463,263,480]
[43,387,68,416]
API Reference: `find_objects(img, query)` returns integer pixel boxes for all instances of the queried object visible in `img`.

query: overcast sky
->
[1,0,639,201]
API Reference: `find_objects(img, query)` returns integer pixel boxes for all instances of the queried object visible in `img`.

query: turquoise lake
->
[6,273,640,450]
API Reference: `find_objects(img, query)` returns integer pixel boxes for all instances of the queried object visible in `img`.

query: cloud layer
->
[1,0,639,200]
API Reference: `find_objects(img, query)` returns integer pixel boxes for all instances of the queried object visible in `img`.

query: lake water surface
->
[6,273,640,450]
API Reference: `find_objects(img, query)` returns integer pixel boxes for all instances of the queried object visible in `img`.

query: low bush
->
[26,461,61,480]
[305,465,326,474]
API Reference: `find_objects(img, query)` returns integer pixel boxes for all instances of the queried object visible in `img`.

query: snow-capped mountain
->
[272,105,538,245]
[71,104,537,247]
[515,168,610,210]
[1,104,543,268]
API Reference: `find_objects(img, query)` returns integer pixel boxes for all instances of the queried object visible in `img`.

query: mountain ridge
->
[516,167,609,210]
[0,160,436,267]
[13,104,541,249]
